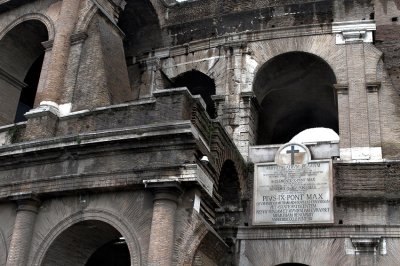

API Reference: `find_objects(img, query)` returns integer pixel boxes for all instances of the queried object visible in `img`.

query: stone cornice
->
[135,23,333,61]
[234,225,400,240]
[332,20,376,44]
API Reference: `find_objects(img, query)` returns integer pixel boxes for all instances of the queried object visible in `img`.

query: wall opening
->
[118,0,163,98]
[218,160,240,207]
[173,70,216,118]
[0,20,48,124]
[41,220,130,266]
[253,52,338,145]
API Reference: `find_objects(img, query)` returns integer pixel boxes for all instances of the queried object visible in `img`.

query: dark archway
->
[41,220,130,266]
[118,0,164,99]
[173,70,216,118]
[253,52,338,145]
[0,20,48,124]
[218,160,240,207]
[118,0,163,57]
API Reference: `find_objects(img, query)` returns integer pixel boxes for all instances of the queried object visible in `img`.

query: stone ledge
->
[234,225,400,240]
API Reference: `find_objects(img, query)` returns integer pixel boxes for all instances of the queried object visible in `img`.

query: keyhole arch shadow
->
[253,51,338,145]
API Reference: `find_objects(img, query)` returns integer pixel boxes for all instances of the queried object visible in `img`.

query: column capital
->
[366,82,381,93]
[7,194,40,213]
[144,180,184,203]
[334,83,349,94]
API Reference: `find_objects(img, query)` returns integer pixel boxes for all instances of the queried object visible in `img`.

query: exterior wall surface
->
[1,0,400,266]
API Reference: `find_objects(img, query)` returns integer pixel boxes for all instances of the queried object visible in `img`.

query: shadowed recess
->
[118,0,163,57]
[0,19,48,124]
[41,220,130,266]
[253,52,338,145]
[218,160,240,206]
[173,70,216,118]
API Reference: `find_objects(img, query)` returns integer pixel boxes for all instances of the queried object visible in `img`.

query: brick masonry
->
[1,0,400,265]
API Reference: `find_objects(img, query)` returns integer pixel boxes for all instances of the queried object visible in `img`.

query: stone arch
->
[210,127,247,199]
[182,229,230,266]
[248,35,346,85]
[161,48,226,95]
[0,18,49,124]
[172,69,216,118]
[253,51,338,145]
[0,13,55,40]
[118,0,164,57]
[32,209,142,266]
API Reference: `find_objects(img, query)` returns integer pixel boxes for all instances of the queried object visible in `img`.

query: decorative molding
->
[346,236,386,255]
[366,82,381,93]
[70,32,88,45]
[334,84,349,95]
[41,40,54,51]
[136,23,333,60]
[332,20,376,44]
[24,101,60,118]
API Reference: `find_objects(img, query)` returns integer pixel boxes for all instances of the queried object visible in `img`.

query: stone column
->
[36,0,81,105]
[147,185,181,266]
[6,198,40,266]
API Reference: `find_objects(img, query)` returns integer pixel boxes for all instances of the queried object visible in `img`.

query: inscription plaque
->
[253,143,333,225]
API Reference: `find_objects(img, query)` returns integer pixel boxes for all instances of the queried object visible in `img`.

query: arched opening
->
[118,0,163,97]
[173,70,216,118]
[0,20,48,124]
[253,52,338,145]
[218,160,240,207]
[41,220,130,266]
[118,0,163,57]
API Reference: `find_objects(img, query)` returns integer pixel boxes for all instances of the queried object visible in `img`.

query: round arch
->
[0,18,49,124]
[248,35,345,85]
[0,13,55,40]
[253,51,338,145]
[32,210,142,266]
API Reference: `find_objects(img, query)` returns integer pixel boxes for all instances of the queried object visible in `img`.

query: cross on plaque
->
[286,145,299,165]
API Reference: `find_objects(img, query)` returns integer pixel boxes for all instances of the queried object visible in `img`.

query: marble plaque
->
[253,143,333,225]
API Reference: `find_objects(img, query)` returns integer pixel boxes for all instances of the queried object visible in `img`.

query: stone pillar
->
[147,185,182,266]
[36,0,81,105]
[6,198,40,266]
[366,82,382,159]
[335,84,351,158]
[346,43,370,149]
